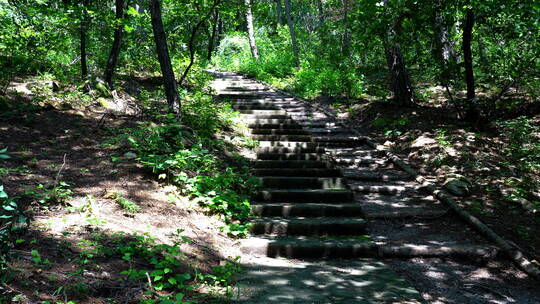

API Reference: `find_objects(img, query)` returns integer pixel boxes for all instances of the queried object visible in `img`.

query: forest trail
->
[212,72,540,304]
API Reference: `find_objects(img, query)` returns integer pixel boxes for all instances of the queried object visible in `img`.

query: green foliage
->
[372,116,410,138]
[24,182,73,206]
[496,117,540,210]
[106,192,140,214]
[213,29,366,99]
[0,186,27,272]
[113,89,257,237]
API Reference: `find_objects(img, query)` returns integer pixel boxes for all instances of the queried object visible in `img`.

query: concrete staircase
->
[214,72,497,262]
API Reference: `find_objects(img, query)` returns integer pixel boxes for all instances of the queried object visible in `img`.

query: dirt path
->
[211,72,540,304]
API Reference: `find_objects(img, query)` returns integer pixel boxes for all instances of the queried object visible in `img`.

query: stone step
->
[256,152,326,161]
[242,114,291,119]
[245,118,299,125]
[308,127,352,135]
[251,202,363,217]
[333,157,383,167]
[250,129,310,135]
[241,237,497,260]
[256,146,327,154]
[224,87,268,91]
[342,170,411,182]
[349,184,423,194]
[328,148,384,157]
[246,118,337,127]
[252,160,330,169]
[232,104,280,111]
[255,189,354,202]
[231,101,299,107]
[219,93,274,99]
[241,237,376,258]
[258,177,347,189]
[250,135,313,142]
[239,109,287,115]
[247,123,303,130]
[252,168,342,177]
[249,217,368,236]
[257,140,358,149]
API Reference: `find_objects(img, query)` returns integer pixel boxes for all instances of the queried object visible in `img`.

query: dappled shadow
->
[1,84,251,303]
[389,256,540,304]
[5,227,233,304]
[235,259,422,303]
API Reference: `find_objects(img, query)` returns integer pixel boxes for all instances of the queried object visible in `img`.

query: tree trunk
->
[384,40,414,106]
[463,8,475,101]
[207,10,219,60]
[433,5,457,85]
[245,0,259,60]
[80,0,89,79]
[316,0,324,28]
[275,0,283,26]
[341,0,351,56]
[284,0,300,68]
[104,0,126,87]
[462,8,479,122]
[149,0,181,118]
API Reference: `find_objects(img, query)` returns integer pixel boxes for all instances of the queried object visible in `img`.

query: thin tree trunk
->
[275,0,283,25]
[284,0,300,68]
[217,17,224,46]
[207,10,219,60]
[80,0,89,79]
[149,0,181,118]
[179,0,221,86]
[104,0,126,87]
[245,0,259,60]
[463,8,475,101]
[341,0,351,56]
[316,0,324,28]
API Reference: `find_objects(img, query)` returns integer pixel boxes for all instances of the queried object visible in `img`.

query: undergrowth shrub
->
[213,29,366,99]
[120,90,257,237]
[497,116,540,210]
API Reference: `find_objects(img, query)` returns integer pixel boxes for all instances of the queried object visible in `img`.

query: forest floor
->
[0,78,245,303]
[1,75,540,304]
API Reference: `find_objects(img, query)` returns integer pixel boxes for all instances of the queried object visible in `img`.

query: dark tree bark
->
[80,0,89,79]
[245,0,259,60]
[316,0,324,28]
[462,8,480,122]
[341,0,351,56]
[463,8,475,101]
[149,0,181,118]
[207,10,219,60]
[284,0,300,68]
[104,0,126,87]
[384,42,414,106]
[275,0,283,26]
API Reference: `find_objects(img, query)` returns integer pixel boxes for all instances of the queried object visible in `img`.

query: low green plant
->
[497,117,540,209]
[24,181,73,205]
[105,192,141,214]
[0,185,27,272]
[119,96,258,236]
